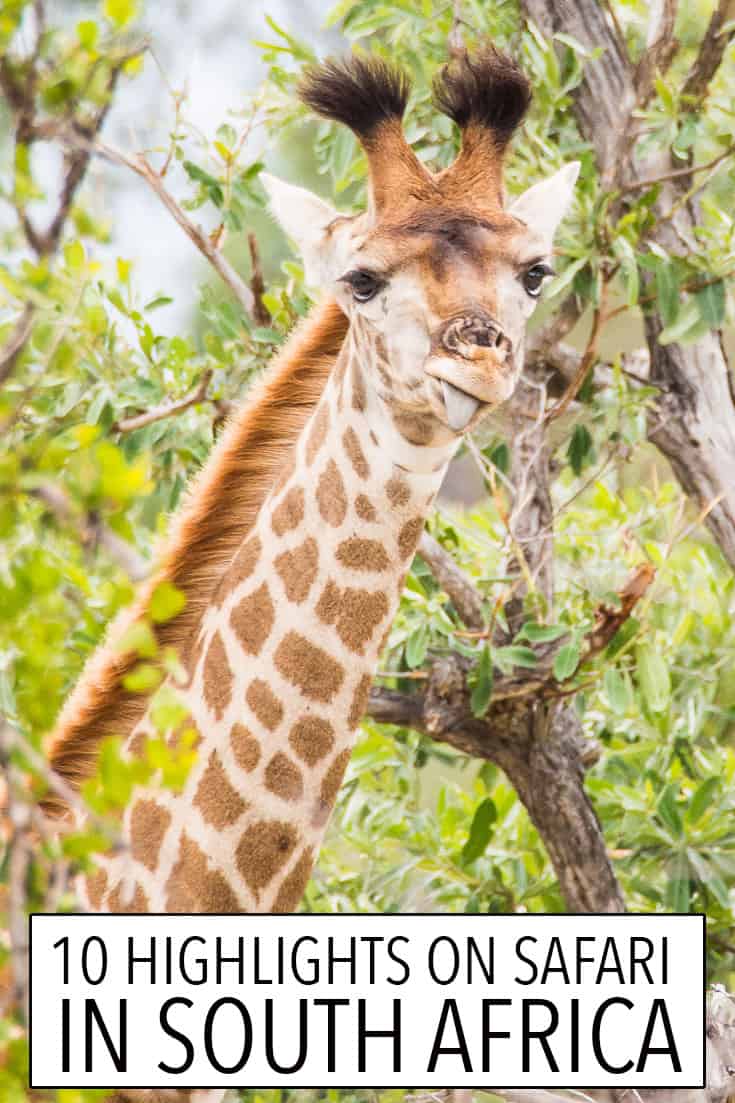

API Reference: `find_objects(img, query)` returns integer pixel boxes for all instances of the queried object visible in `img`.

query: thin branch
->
[681,0,735,102]
[418,531,485,631]
[449,0,465,58]
[248,232,271,327]
[66,135,255,316]
[0,303,34,387]
[619,142,735,195]
[633,0,679,106]
[113,369,212,433]
[546,288,607,421]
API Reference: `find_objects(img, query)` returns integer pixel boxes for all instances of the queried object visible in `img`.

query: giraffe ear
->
[508,161,580,246]
[261,172,343,287]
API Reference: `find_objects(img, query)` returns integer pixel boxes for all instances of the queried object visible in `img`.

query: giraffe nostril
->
[438,313,509,358]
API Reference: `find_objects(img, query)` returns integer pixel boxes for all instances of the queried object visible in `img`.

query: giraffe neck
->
[85,333,458,914]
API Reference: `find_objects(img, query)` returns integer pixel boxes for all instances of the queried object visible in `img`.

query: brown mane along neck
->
[43,297,348,816]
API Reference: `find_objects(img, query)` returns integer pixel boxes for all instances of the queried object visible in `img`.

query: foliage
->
[1,0,734,1099]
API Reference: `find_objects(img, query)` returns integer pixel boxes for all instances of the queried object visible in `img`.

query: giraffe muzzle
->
[425,312,517,431]
[438,312,512,361]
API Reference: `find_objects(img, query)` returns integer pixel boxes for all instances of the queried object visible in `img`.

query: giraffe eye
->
[523,263,554,298]
[341,269,385,303]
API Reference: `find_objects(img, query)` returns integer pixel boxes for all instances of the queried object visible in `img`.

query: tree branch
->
[681,0,735,102]
[63,135,255,317]
[0,303,34,387]
[634,0,679,106]
[418,532,486,631]
[248,232,271,327]
[113,370,212,433]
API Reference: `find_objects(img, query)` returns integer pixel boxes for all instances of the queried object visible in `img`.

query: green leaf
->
[149,581,187,624]
[462,797,497,863]
[496,645,538,669]
[144,296,173,312]
[405,624,428,669]
[553,641,581,681]
[77,20,98,49]
[104,0,139,27]
[636,642,671,713]
[695,280,725,329]
[123,663,163,693]
[658,298,701,345]
[687,777,719,824]
[613,237,639,306]
[657,783,683,836]
[567,424,593,476]
[470,644,494,718]
[516,621,568,644]
[546,255,589,299]
[654,261,679,327]
[665,850,690,912]
[604,667,631,714]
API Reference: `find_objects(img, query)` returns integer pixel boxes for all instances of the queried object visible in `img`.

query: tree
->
[1,0,734,1100]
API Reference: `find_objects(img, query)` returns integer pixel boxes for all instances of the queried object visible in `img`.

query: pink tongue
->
[441,379,481,431]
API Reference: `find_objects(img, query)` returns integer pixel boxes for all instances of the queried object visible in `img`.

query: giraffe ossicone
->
[50,45,577,923]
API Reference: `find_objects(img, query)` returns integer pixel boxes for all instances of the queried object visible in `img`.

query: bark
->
[370,653,625,914]
[520,0,735,574]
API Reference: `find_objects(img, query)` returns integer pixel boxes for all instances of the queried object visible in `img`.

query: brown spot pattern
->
[265,752,304,802]
[320,748,352,808]
[393,412,436,445]
[194,751,248,829]
[236,819,298,894]
[273,848,315,913]
[348,674,373,729]
[246,678,284,731]
[342,426,370,479]
[230,582,275,655]
[85,867,108,909]
[272,451,296,495]
[399,515,425,559]
[336,537,389,572]
[386,474,411,507]
[316,460,347,526]
[305,403,330,465]
[315,579,341,626]
[130,799,171,872]
[351,361,367,412]
[274,631,345,703]
[202,631,233,721]
[275,538,319,604]
[166,833,239,913]
[355,494,377,522]
[108,880,149,914]
[272,486,305,537]
[335,588,389,655]
[289,716,335,765]
[231,723,261,772]
[224,534,262,595]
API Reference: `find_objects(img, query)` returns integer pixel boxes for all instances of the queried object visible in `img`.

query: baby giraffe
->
[53,45,579,918]
[47,40,579,1103]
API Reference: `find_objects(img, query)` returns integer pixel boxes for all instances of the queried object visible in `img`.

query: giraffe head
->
[263,46,579,437]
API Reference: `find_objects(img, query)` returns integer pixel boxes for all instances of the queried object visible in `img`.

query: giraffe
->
[46,46,579,921]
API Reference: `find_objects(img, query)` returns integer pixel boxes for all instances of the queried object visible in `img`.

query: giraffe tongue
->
[441,379,482,431]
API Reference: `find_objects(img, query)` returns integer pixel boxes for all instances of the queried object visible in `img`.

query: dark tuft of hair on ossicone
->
[433,45,532,146]
[298,54,411,140]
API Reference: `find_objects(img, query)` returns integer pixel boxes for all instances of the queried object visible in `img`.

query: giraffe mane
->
[42,297,348,817]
